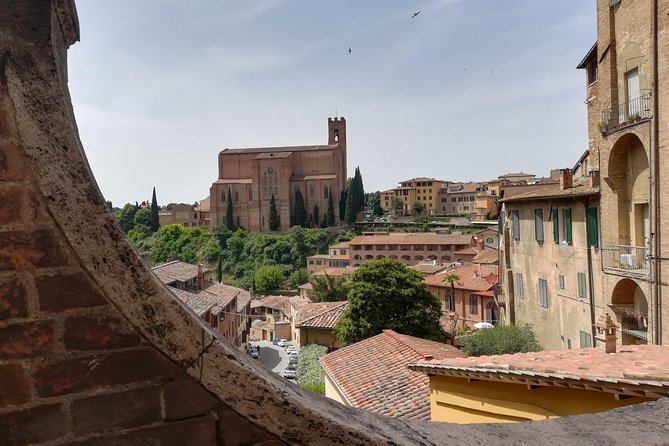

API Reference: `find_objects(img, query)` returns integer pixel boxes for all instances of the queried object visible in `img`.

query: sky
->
[68,0,597,207]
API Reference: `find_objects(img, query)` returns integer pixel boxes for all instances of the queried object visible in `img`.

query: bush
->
[460,323,541,357]
[287,269,309,289]
[254,265,284,292]
[296,344,328,394]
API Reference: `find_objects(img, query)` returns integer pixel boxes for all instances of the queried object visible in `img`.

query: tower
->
[328,117,347,206]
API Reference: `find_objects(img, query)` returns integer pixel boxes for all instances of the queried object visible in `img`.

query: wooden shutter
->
[552,209,559,244]
[534,209,544,242]
[586,207,599,247]
[565,208,573,245]
[512,210,520,240]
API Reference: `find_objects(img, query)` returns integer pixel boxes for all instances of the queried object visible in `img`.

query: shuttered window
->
[539,278,549,308]
[512,210,520,240]
[577,272,587,299]
[586,207,599,247]
[565,208,573,245]
[534,209,544,242]
[552,209,559,244]
[516,273,524,298]
[580,331,592,348]
[558,274,565,290]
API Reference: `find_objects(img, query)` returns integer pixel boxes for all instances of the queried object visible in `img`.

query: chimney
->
[197,263,204,290]
[589,170,600,188]
[559,169,573,190]
[594,313,617,353]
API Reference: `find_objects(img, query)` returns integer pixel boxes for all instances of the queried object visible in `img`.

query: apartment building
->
[578,0,667,345]
[306,242,350,275]
[158,200,209,228]
[381,177,448,215]
[438,182,485,214]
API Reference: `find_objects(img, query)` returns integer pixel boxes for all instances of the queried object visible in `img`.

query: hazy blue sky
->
[68,0,596,207]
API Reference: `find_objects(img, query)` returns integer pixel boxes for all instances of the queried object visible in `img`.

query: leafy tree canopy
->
[334,259,444,345]
[254,265,284,292]
[309,274,349,302]
[460,323,541,357]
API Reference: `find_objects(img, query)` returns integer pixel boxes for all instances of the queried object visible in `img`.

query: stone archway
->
[611,279,649,345]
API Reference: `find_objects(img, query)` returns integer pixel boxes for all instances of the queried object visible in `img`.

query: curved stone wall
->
[0,1,668,445]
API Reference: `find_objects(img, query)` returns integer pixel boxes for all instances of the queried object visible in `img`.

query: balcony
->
[602,244,649,279]
[600,93,652,133]
[611,305,648,342]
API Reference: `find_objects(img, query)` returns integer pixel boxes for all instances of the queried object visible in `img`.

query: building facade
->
[209,118,347,232]
[381,177,448,215]
[579,0,667,345]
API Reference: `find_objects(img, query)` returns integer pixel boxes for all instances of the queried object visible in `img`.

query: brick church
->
[209,118,347,232]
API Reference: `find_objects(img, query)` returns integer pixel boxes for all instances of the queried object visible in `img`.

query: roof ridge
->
[382,330,433,360]
[151,260,181,270]
[299,301,348,325]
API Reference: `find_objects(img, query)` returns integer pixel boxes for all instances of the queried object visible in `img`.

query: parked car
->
[271,339,280,345]
[283,364,297,379]
[288,354,299,365]
[286,346,298,355]
[277,339,287,347]
[248,345,260,359]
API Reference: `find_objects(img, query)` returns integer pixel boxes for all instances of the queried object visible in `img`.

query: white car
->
[277,339,287,347]
[283,365,297,379]
[286,346,298,355]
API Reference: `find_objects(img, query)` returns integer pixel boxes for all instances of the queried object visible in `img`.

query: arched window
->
[377,255,385,260]
[309,185,314,198]
[274,176,278,186]
[469,294,478,314]
[324,186,329,199]
[333,129,339,142]
[274,187,279,195]
[263,187,268,196]
[234,191,239,202]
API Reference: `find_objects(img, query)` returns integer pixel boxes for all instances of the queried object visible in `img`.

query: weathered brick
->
[64,313,141,351]
[34,347,181,397]
[0,230,67,270]
[0,364,31,406]
[71,386,162,435]
[218,408,279,446]
[163,376,218,421]
[70,415,217,446]
[0,188,25,225]
[0,144,23,181]
[0,320,55,359]
[37,272,106,312]
[0,403,68,444]
[0,276,28,318]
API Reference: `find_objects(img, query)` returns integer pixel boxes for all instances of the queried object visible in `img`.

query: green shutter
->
[552,209,559,244]
[586,207,599,247]
[565,208,572,245]
[512,210,520,240]
[534,209,544,242]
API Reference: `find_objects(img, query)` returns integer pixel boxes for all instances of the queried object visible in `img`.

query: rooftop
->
[220,144,338,155]
[320,330,463,420]
[424,264,498,292]
[349,233,473,246]
[151,260,203,284]
[409,345,669,399]
[296,301,348,329]
[471,250,499,265]
[251,295,292,315]
[500,181,599,203]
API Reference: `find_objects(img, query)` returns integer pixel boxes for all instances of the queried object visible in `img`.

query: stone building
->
[578,0,668,345]
[209,118,347,232]
[158,199,209,228]
[380,177,448,215]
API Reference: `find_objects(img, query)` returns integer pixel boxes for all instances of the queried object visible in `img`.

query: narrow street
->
[255,340,289,375]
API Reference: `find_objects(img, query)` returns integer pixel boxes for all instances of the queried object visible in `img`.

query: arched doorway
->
[611,278,648,344]
[485,302,498,325]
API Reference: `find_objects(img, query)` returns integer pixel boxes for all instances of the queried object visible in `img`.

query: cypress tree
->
[313,204,320,229]
[339,190,347,224]
[269,194,280,231]
[216,254,223,284]
[150,187,159,232]
[354,167,365,214]
[344,183,356,224]
[225,187,234,229]
[326,191,335,227]
[293,189,307,227]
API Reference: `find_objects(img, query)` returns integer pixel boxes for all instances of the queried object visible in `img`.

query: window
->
[234,191,239,202]
[577,272,587,299]
[309,185,314,198]
[221,191,225,202]
[558,274,565,290]
[249,189,252,201]
[534,209,544,242]
[567,339,572,349]
[539,278,549,308]
[469,294,478,314]
[564,209,572,245]
[516,273,524,298]
[511,210,520,240]
[555,208,573,245]
[586,207,599,247]
[580,330,592,348]
[445,291,455,312]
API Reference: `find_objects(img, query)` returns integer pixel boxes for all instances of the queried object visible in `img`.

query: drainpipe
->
[651,0,661,344]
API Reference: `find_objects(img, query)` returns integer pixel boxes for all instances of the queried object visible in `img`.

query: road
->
[255,340,289,375]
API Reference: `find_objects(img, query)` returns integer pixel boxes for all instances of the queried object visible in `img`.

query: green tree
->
[390,196,404,216]
[268,194,280,231]
[134,207,151,228]
[117,203,139,233]
[225,187,234,229]
[460,324,541,357]
[334,259,444,345]
[310,273,349,302]
[216,254,223,284]
[326,191,335,227]
[150,186,159,232]
[344,181,356,225]
[296,344,328,395]
[412,202,424,216]
[312,204,320,229]
[288,269,309,289]
[353,167,365,214]
[293,189,307,227]
[339,190,346,225]
[254,265,284,292]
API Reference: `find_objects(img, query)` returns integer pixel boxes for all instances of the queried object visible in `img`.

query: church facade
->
[209,117,347,232]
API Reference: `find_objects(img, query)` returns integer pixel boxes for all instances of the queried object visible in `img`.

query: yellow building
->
[381,177,448,215]
[408,316,664,424]
[290,301,348,349]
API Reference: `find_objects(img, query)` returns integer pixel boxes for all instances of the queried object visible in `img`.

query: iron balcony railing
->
[601,93,652,132]
[602,244,649,278]
[611,305,648,341]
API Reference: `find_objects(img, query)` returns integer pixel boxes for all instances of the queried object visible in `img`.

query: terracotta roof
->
[169,287,218,317]
[212,178,253,185]
[251,295,292,315]
[409,345,669,398]
[349,233,473,246]
[472,250,499,264]
[453,247,481,256]
[446,182,482,194]
[409,263,450,275]
[320,330,463,420]
[331,242,350,249]
[296,301,348,329]
[289,295,311,311]
[424,264,498,292]
[152,261,203,284]
[500,181,599,203]
[235,288,252,312]
[312,267,351,277]
[499,172,536,179]
[399,177,446,183]
[221,144,337,155]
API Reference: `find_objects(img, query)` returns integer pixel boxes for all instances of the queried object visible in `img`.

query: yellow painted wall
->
[324,374,348,405]
[429,376,653,424]
[300,328,340,349]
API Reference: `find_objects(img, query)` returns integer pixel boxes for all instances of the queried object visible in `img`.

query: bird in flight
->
[348,46,351,55]
[411,11,420,18]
